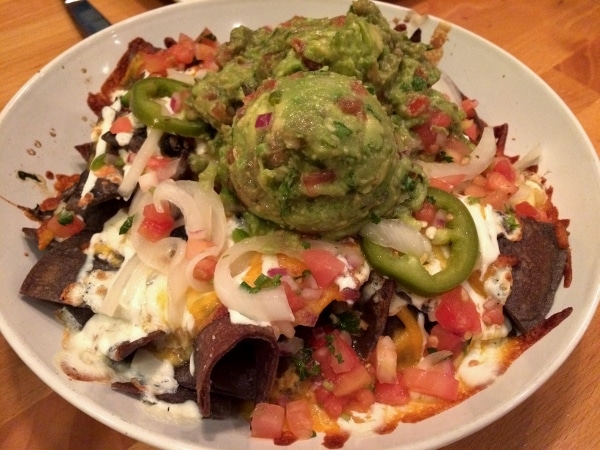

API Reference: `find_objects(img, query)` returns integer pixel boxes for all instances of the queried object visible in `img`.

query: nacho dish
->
[18,1,572,447]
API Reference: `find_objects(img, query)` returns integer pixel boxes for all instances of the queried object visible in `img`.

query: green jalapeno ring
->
[130,77,208,138]
[361,187,479,297]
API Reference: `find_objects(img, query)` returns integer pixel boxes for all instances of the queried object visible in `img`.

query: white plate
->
[1,1,599,449]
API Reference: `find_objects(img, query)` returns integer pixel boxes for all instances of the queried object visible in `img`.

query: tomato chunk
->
[46,214,85,239]
[435,286,482,337]
[403,360,459,401]
[301,248,345,288]
[137,202,175,242]
[374,375,410,406]
[333,363,373,397]
[285,399,314,440]
[251,403,285,439]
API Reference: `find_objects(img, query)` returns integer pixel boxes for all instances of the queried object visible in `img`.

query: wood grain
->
[0,0,598,449]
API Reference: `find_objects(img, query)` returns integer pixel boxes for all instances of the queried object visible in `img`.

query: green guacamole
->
[189,0,462,239]
[229,71,406,238]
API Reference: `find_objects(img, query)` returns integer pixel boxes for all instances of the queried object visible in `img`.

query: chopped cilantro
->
[56,209,74,225]
[292,348,321,381]
[231,228,250,242]
[333,121,353,139]
[119,215,134,235]
[369,212,381,224]
[332,311,362,334]
[503,211,519,233]
[90,153,107,171]
[325,334,344,364]
[402,174,417,192]
[438,151,454,163]
[240,273,282,293]
[411,76,428,91]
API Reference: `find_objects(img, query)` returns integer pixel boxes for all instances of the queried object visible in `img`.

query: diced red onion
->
[255,112,272,129]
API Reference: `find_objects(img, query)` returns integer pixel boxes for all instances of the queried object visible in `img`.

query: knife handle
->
[65,0,111,37]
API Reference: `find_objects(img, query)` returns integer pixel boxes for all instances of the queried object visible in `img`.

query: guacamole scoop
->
[229,71,401,238]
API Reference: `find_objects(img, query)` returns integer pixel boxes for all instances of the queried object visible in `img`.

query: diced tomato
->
[413,122,438,153]
[192,256,217,282]
[345,388,376,413]
[170,33,195,65]
[333,363,373,397]
[146,156,172,171]
[485,171,517,196]
[463,183,488,199]
[46,214,85,239]
[283,281,306,312]
[285,399,314,440]
[482,301,505,326]
[435,286,482,337]
[250,403,285,439]
[195,42,217,61]
[374,375,410,406]
[314,386,348,419]
[306,326,332,349]
[328,331,360,374]
[492,157,516,183]
[514,201,541,220]
[301,170,336,197]
[428,324,464,357]
[142,51,176,76]
[337,96,364,117]
[109,115,133,134]
[313,346,337,379]
[414,200,437,224]
[406,95,430,116]
[461,98,479,118]
[429,110,452,128]
[403,360,459,401]
[444,136,472,159]
[137,202,175,242]
[301,249,345,289]
[428,175,466,193]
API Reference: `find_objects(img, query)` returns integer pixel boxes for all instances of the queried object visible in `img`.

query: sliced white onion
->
[132,234,187,274]
[360,219,432,258]
[432,72,463,105]
[416,350,453,370]
[417,126,496,181]
[152,179,227,252]
[509,183,534,206]
[375,335,398,384]
[138,171,160,193]
[513,143,541,171]
[166,68,195,85]
[213,235,296,323]
[118,127,163,200]
[99,254,143,317]
[153,180,205,234]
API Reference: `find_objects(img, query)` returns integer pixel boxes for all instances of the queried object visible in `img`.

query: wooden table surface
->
[1,0,599,449]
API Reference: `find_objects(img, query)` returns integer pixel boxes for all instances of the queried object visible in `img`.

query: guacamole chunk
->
[228,71,403,238]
